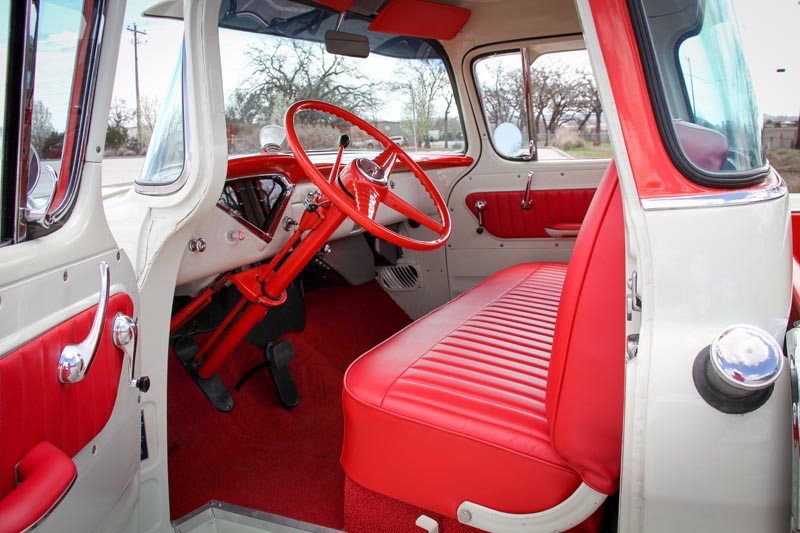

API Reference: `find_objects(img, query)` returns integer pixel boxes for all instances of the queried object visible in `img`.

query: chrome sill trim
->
[173,500,344,532]
[640,173,787,211]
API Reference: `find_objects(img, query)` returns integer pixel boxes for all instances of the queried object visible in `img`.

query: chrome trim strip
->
[216,174,295,243]
[788,327,800,531]
[173,500,344,533]
[640,173,787,211]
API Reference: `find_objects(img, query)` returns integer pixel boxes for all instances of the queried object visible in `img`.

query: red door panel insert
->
[465,189,596,239]
[0,293,133,500]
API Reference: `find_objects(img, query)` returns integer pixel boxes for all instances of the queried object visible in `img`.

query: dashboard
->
[174,152,474,290]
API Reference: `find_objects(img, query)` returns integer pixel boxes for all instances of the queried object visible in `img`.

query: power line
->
[127,23,147,154]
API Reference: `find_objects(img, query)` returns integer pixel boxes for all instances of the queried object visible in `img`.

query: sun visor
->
[143,0,183,20]
[368,0,471,40]
[315,0,356,11]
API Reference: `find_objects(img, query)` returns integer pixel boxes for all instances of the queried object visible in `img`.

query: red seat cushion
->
[342,263,583,517]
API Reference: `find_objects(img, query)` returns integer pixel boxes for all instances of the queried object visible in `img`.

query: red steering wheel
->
[284,100,451,251]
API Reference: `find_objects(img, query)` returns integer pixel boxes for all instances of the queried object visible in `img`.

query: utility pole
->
[127,23,147,154]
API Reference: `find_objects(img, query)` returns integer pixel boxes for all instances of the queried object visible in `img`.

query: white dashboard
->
[174,168,441,290]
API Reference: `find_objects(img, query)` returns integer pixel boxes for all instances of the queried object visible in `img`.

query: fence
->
[763,126,797,149]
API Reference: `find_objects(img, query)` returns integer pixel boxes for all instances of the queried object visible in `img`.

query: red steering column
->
[180,100,452,406]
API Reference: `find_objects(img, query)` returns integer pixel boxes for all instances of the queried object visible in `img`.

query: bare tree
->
[140,96,160,146]
[31,100,55,154]
[477,61,524,132]
[443,92,453,149]
[573,71,603,144]
[236,41,379,123]
[394,60,448,150]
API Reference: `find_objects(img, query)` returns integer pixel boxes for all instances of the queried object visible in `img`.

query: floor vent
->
[379,263,421,291]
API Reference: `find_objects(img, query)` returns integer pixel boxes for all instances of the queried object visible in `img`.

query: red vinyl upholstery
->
[368,0,471,40]
[465,189,596,239]
[0,441,76,533]
[342,163,624,518]
[0,293,133,500]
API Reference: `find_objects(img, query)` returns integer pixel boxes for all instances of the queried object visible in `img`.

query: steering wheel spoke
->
[383,191,444,233]
[353,182,383,221]
[373,149,398,183]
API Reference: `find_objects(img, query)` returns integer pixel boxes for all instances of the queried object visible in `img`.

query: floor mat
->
[167,281,412,529]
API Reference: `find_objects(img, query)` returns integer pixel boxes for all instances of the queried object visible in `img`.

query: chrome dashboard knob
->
[188,238,207,253]
[709,325,784,394]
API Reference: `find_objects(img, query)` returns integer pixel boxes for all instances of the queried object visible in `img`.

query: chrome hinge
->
[626,333,640,362]
[626,271,642,321]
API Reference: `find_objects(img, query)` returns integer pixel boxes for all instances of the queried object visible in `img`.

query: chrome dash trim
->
[216,174,295,243]
[640,173,787,211]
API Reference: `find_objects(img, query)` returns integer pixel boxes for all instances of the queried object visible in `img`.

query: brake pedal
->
[266,341,300,409]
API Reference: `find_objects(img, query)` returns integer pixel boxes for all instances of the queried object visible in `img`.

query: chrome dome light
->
[710,325,784,392]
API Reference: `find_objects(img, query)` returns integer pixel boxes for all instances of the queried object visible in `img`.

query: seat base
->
[342,263,583,518]
[344,476,605,533]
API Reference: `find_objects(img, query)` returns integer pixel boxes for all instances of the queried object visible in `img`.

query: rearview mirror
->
[325,30,370,58]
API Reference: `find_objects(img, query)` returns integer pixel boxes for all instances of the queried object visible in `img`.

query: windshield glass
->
[218,0,464,156]
[639,0,766,181]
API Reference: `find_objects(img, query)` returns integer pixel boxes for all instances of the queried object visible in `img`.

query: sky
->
[4,0,798,131]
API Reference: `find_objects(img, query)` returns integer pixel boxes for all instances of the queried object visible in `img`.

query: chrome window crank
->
[58,261,110,384]
[474,199,487,234]
[113,312,150,392]
[521,171,534,210]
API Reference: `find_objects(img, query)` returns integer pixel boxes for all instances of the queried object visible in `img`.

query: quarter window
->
[137,50,186,189]
[474,48,610,161]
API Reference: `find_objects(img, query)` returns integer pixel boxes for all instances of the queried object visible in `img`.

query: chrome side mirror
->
[24,147,59,229]
[492,122,523,158]
[259,125,286,154]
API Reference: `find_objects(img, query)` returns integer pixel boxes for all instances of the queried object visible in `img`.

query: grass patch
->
[563,143,614,159]
[768,147,800,193]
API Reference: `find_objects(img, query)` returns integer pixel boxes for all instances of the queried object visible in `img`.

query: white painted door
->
[0,1,142,531]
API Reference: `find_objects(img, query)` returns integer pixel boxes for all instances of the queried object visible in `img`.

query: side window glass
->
[474,48,611,161]
[0,0,98,243]
[28,1,85,214]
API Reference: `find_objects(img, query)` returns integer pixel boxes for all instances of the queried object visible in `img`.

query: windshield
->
[218,0,464,156]
[638,0,766,184]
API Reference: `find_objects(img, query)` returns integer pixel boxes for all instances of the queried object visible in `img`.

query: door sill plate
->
[172,501,344,533]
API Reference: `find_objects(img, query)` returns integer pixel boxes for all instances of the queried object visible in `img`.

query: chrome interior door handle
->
[521,171,534,210]
[58,261,110,384]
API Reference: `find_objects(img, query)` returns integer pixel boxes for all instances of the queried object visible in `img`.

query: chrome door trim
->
[787,326,800,532]
[640,172,787,211]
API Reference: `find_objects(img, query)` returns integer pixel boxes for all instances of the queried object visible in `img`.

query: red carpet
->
[167,281,411,528]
